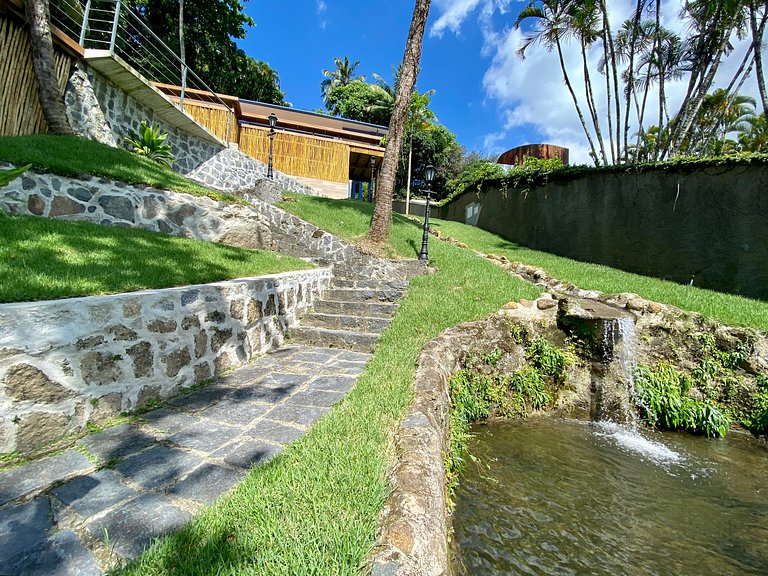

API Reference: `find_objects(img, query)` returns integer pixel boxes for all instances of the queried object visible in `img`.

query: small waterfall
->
[602,317,639,428]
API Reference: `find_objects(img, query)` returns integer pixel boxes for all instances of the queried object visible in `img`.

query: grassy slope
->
[119,198,540,575]
[0,215,311,303]
[430,219,768,331]
[0,134,242,203]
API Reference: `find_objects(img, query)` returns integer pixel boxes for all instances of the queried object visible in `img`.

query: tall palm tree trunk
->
[369,0,431,243]
[405,130,413,215]
[581,41,608,164]
[25,0,73,135]
[749,2,768,114]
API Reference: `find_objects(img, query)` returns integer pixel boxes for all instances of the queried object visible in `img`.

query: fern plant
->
[126,122,175,166]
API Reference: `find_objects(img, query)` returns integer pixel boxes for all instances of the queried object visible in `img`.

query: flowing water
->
[452,418,768,575]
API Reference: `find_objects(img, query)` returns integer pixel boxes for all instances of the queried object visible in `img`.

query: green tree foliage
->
[321,56,365,102]
[399,124,460,196]
[127,0,287,104]
[324,82,391,125]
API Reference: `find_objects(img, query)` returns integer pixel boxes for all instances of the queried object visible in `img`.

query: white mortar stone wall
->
[0,268,331,455]
[0,164,422,282]
[64,64,319,197]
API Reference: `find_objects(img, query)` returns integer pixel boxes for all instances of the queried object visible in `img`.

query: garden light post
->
[368,156,376,202]
[419,164,436,261]
[267,113,277,179]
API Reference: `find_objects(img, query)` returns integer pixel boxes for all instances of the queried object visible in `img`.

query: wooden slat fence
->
[0,14,73,136]
[168,98,239,143]
[239,124,350,183]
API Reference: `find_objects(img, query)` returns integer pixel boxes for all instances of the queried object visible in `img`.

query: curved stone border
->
[367,318,503,576]
[0,267,331,456]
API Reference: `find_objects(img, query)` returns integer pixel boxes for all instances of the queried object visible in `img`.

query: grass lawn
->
[117,198,540,575]
[429,219,768,332]
[0,215,312,303]
[0,134,243,204]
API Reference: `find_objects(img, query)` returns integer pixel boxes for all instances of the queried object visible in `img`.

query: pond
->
[452,418,768,576]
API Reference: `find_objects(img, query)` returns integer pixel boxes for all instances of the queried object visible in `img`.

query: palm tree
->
[693,89,756,155]
[515,0,601,165]
[738,114,768,151]
[403,88,436,214]
[321,56,365,102]
[369,0,431,243]
[25,0,73,134]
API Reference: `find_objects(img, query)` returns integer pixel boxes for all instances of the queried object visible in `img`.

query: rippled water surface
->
[452,418,768,576]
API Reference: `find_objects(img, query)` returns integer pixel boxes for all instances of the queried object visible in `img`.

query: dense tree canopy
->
[128,0,287,104]
[324,82,391,125]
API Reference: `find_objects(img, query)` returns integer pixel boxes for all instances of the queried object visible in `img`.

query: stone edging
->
[0,268,331,456]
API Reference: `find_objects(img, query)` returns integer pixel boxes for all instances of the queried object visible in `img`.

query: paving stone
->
[140,409,199,436]
[247,420,304,445]
[166,385,230,411]
[115,445,200,490]
[197,399,271,426]
[0,498,52,569]
[335,351,373,364]
[228,384,297,404]
[166,463,243,504]
[212,440,283,470]
[76,424,155,464]
[4,529,102,576]
[287,389,346,408]
[86,493,191,560]
[219,366,269,387]
[286,349,340,364]
[52,470,136,518]
[307,375,357,393]
[325,359,368,377]
[0,450,92,505]
[265,403,331,427]
[261,372,312,388]
[166,420,242,453]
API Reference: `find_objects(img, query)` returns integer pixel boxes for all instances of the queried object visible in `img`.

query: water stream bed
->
[452,418,768,575]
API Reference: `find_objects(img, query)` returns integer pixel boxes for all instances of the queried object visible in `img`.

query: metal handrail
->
[59,0,234,143]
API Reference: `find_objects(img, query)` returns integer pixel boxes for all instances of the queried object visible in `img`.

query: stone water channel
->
[448,295,768,576]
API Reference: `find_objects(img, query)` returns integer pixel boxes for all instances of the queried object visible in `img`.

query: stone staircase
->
[289,278,407,353]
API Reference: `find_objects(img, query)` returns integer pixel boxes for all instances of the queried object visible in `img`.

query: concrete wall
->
[440,165,768,300]
[0,268,331,455]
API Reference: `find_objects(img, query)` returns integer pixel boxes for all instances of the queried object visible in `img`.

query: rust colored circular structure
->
[497,143,569,166]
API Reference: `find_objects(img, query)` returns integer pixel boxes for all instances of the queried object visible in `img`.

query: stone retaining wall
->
[64,64,318,197]
[0,164,422,282]
[0,268,331,456]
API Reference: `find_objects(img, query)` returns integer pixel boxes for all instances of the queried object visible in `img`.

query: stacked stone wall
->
[0,164,422,282]
[64,64,318,197]
[0,268,331,455]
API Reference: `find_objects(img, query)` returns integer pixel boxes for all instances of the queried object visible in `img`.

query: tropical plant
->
[369,0,432,243]
[738,113,768,151]
[324,81,391,125]
[126,122,175,166]
[0,165,32,189]
[321,56,365,102]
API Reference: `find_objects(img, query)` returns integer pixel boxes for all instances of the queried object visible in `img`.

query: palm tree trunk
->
[750,2,768,114]
[25,0,73,135]
[601,31,616,163]
[623,0,646,161]
[599,0,621,163]
[581,41,608,165]
[369,0,431,243]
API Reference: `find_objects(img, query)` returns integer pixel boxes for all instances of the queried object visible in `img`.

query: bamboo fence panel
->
[170,98,239,143]
[0,15,73,136]
[239,125,350,182]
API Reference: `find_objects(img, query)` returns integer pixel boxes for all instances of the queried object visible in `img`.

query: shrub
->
[126,122,175,166]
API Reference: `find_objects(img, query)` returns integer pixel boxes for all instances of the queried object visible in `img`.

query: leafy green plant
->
[0,164,32,188]
[525,337,575,381]
[126,122,175,166]
[634,363,730,437]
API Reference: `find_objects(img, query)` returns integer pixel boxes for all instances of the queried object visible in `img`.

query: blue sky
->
[238,1,764,165]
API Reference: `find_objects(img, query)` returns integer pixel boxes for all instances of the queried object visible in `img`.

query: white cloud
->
[316,0,328,29]
[433,0,766,165]
[482,130,508,154]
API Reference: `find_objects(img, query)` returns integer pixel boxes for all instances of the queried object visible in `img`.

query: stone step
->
[313,299,398,318]
[302,312,391,333]
[322,288,404,303]
[331,278,409,291]
[289,326,379,353]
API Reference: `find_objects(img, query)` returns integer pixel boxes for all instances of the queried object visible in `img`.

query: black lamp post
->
[267,112,277,179]
[419,164,436,261]
[368,156,377,202]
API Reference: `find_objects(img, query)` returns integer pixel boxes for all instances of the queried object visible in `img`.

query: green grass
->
[0,215,312,303]
[0,134,243,204]
[117,198,540,575]
[430,219,768,332]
